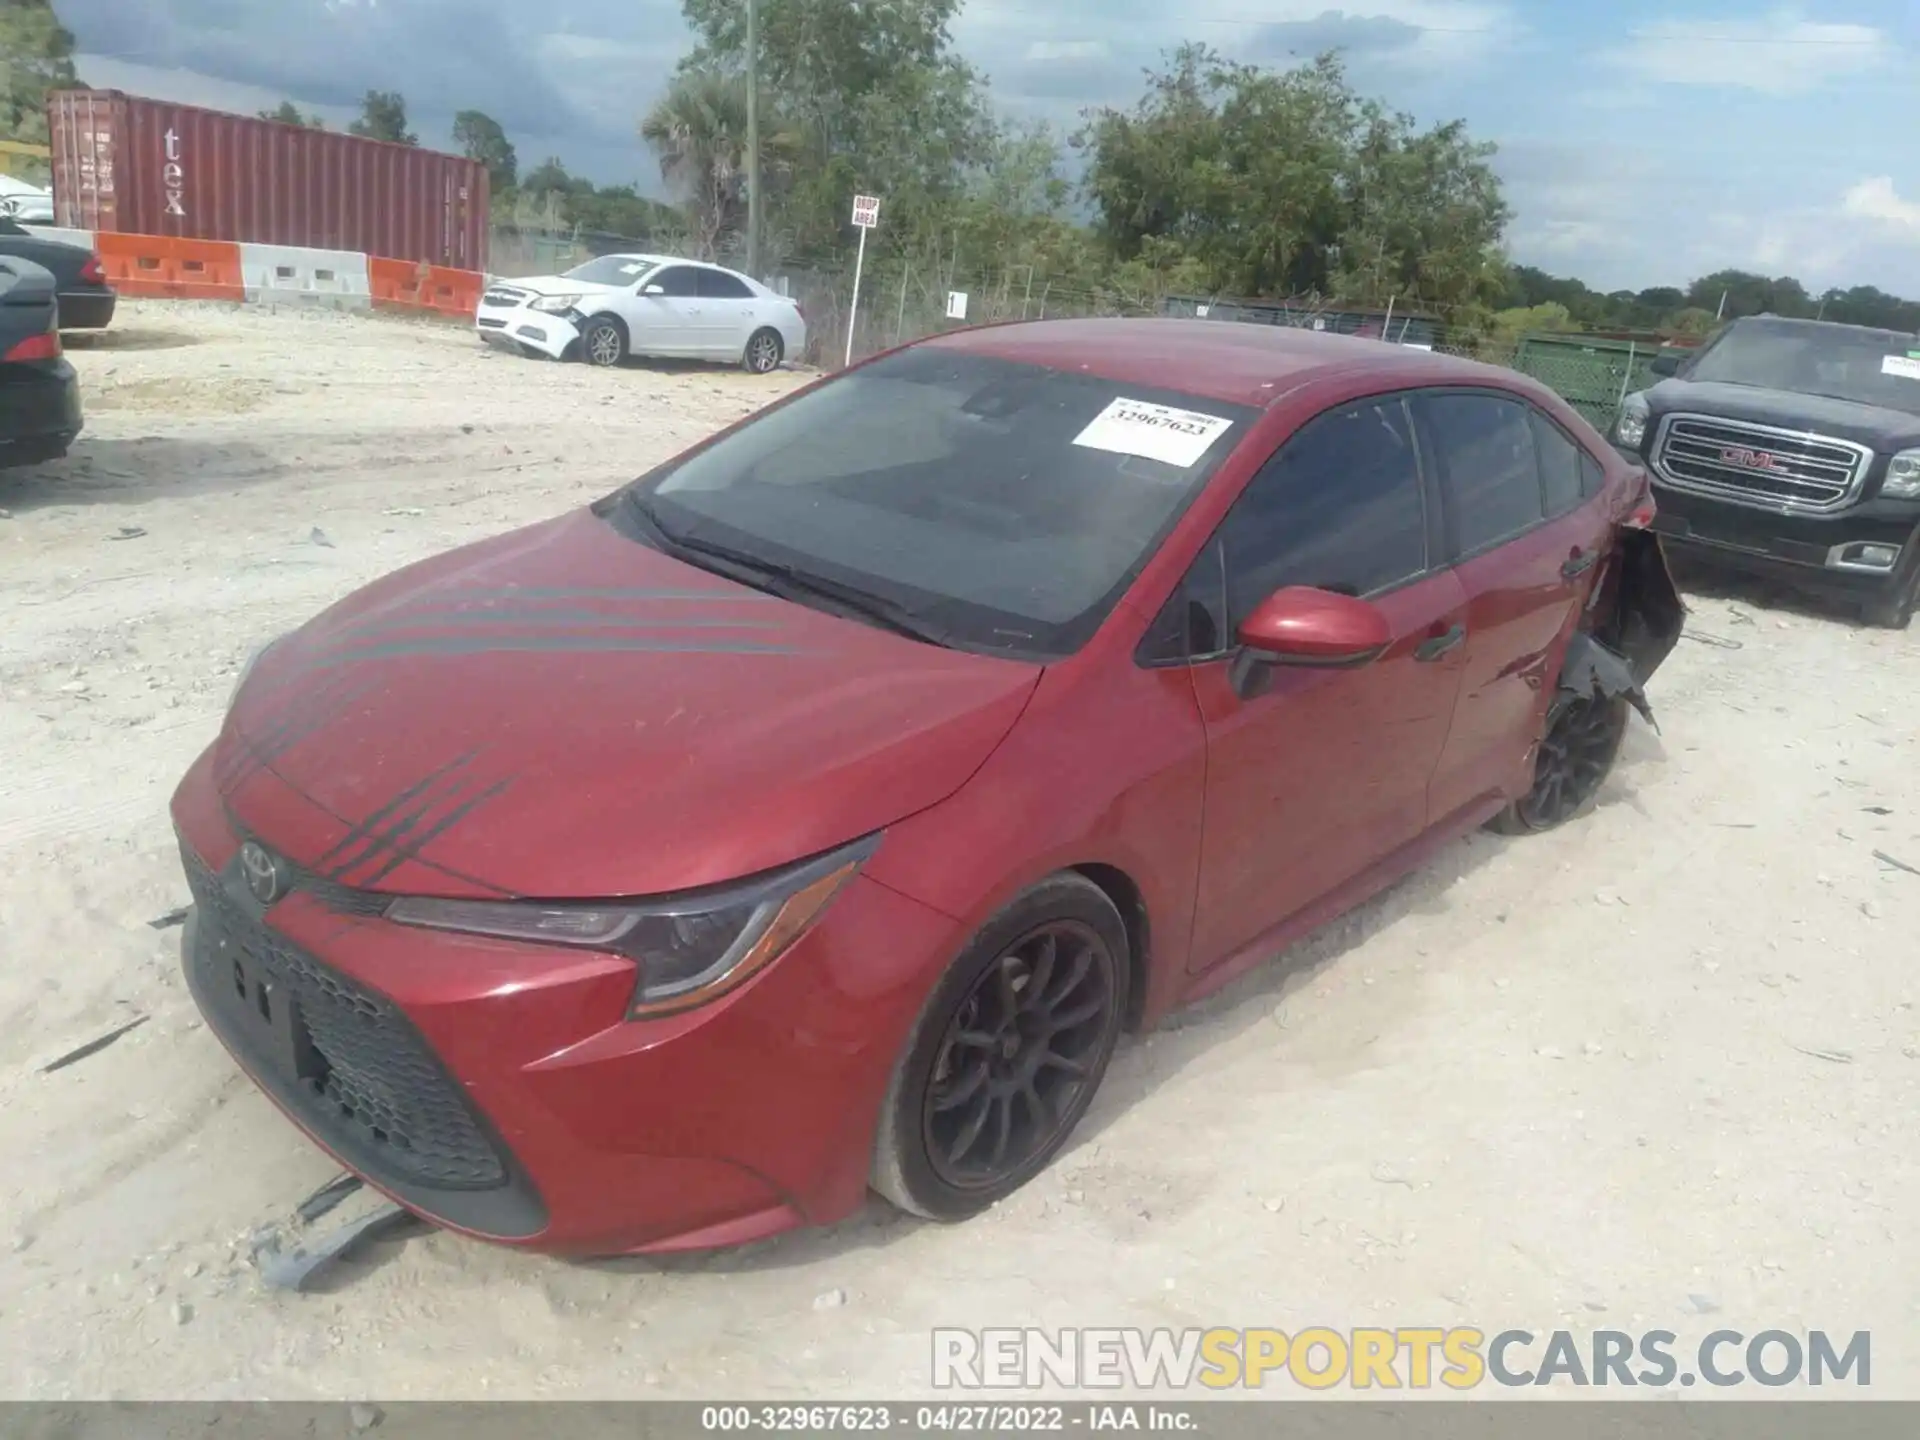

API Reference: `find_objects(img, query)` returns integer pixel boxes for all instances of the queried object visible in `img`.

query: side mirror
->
[642,283,666,296]
[1649,353,1680,378]
[1228,586,1392,698]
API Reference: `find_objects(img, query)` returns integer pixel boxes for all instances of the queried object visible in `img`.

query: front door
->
[1414,391,1617,821]
[629,264,701,354]
[1186,393,1471,973]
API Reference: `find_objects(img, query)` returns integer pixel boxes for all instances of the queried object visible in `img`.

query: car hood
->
[497,274,624,300]
[1648,379,1920,450]
[215,508,1042,900]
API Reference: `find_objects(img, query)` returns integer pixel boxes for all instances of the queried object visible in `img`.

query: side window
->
[648,266,698,297]
[1579,452,1607,498]
[1530,411,1585,519]
[1137,538,1228,665]
[1418,393,1545,557]
[697,269,754,300]
[1218,396,1428,627]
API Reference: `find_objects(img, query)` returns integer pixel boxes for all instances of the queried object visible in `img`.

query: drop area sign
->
[851,194,881,229]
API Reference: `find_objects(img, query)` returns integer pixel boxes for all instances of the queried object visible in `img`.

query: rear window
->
[629,348,1257,657]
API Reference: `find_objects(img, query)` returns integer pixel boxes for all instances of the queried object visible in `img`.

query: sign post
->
[846,193,880,368]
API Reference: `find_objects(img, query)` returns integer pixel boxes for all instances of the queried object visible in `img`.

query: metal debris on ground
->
[1681,630,1744,650]
[41,1015,149,1074]
[1872,850,1919,878]
[109,526,147,541]
[309,526,335,548]
[1790,1045,1855,1065]
[148,905,190,930]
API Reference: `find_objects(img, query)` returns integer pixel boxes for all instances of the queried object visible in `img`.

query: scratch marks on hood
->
[217,665,382,798]
[314,752,515,889]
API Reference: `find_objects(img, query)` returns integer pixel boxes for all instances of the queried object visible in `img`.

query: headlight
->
[530,294,581,314]
[1615,392,1651,449]
[383,833,880,1017]
[1883,447,1920,500]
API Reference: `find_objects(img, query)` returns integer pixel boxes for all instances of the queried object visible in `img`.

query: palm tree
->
[641,68,799,262]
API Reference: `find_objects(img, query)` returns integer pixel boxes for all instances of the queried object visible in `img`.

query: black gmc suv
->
[1613,315,1920,628]
[0,255,83,468]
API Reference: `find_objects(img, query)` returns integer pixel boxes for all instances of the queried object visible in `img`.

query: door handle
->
[1413,624,1465,662]
[1561,548,1598,580]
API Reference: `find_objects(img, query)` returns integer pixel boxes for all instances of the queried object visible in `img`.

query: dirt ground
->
[1,301,1916,1402]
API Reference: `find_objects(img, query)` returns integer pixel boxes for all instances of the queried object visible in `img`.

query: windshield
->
[619,348,1255,657]
[562,255,659,287]
[1685,320,1920,414]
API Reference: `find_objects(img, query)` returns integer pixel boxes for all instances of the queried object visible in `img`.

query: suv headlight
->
[1615,392,1651,449]
[530,294,581,314]
[1883,447,1920,500]
[384,833,880,1017]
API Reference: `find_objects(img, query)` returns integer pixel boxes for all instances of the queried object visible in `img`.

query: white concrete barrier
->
[239,243,373,310]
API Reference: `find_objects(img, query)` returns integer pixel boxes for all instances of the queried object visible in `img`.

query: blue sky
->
[52,1,1920,297]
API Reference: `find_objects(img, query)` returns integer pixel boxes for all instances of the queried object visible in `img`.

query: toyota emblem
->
[239,840,288,906]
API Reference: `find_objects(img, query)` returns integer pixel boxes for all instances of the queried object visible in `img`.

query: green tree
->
[1,0,78,148]
[1076,46,1510,316]
[453,109,517,193]
[348,90,416,146]
[259,100,325,129]
[641,68,800,261]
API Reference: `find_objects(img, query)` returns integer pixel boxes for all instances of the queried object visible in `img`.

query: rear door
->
[628,264,701,354]
[1179,392,1472,973]
[693,267,759,360]
[1415,389,1616,823]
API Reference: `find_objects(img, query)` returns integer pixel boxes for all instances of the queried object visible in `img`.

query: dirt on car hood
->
[213,508,1042,900]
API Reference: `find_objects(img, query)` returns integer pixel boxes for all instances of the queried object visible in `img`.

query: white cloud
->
[1606,8,1891,96]
[1843,177,1920,234]
[1023,40,1109,62]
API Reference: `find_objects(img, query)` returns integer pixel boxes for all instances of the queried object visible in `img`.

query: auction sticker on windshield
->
[1881,355,1920,381]
[1073,398,1235,469]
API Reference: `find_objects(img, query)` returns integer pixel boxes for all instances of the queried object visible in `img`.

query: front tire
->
[1489,693,1631,835]
[1861,570,1917,630]
[871,874,1130,1222]
[743,327,784,375]
[579,315,628,368]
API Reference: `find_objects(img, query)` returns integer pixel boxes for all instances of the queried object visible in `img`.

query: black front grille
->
[1651,414,1869,513]
[181,845,508,1191]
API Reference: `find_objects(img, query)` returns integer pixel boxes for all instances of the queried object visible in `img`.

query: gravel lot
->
[1,301,1916,1401]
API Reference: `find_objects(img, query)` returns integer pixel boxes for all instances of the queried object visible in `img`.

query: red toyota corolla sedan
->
[172,318,1685,1255]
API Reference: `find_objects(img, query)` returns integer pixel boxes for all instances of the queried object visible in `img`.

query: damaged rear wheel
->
[1490,693,1630,835]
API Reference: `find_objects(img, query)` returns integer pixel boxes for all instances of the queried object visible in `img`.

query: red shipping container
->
[46,90,489,271]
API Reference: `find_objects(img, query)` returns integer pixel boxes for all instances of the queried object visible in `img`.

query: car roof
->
[919,316,1523,408]
[611,253,743,277]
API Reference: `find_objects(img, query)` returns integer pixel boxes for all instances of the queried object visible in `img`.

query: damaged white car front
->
[474,278,587,361]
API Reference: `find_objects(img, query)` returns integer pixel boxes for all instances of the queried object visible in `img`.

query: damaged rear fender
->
[1558,530,1688,732]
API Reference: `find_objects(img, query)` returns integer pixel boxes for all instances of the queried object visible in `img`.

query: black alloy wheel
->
[871,875,1129,1221]
[1494,694,1630,834]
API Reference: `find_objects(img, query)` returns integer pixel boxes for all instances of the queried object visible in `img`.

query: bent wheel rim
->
[588,327,621,364]
[923,920,1117,1192]
[1517,696,1620,829]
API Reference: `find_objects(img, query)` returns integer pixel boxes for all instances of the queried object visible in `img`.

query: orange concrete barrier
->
[370,257,484,318]
[95,233,244,302]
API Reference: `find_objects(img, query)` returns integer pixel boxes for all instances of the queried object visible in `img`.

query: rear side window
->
[649,266,698,297]
[1217,396,1428,625]
[1418,393,1544,557]
[1530,413,1585,518]
[697,269,754,299]
[1580,452,1606,498]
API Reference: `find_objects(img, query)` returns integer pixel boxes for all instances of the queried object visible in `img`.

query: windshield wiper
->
[625,491,955,649]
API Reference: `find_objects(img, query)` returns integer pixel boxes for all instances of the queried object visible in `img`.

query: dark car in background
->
[0,255,83,468]
[0,217,116,331]
[1613,315,1920,628]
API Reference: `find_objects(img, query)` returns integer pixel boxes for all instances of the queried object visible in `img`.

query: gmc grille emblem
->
[1720,446,1781,471]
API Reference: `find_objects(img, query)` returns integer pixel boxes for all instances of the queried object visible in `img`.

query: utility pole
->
[745,0,762,281]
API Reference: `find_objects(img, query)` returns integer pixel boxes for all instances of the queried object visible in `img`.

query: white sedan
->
[475,253,807,373]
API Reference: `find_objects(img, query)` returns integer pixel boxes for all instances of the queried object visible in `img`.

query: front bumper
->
[474,304,578,361]
[171,747,958,1256]
[1645,478,1920,599]
[0,357,82,468]
[57,287,116,331]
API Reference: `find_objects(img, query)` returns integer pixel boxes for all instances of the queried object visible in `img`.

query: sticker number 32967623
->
[1072,398,1235,469]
